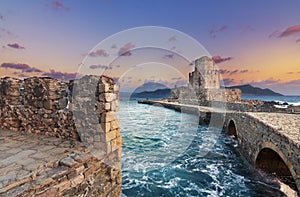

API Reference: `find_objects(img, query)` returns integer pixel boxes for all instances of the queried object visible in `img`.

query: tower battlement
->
[195,56,215,72]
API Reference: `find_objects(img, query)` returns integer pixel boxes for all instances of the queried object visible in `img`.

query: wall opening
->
[227,120,237,138]
[255,148,298,192]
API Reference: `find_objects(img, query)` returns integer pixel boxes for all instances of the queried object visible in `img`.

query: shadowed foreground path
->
[0,130,121,197]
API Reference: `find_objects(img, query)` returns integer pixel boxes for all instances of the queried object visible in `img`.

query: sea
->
[242,95,300,106]
[120,95,300,197]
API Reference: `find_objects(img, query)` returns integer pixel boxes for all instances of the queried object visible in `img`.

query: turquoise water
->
[119,101,286,196]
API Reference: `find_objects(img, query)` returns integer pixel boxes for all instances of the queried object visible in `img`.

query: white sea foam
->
[274,104,288,109]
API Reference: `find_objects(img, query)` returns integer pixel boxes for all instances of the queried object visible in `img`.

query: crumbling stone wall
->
[0,75,122,196]
[0,77,77,139]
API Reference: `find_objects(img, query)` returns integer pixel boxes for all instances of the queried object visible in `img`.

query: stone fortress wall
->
[0,75,122,196]
[171,56,241,104]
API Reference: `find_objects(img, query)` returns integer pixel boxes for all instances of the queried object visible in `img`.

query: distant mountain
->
[229,84,283,96]
[131,88,171,99]
[133,82,168,93]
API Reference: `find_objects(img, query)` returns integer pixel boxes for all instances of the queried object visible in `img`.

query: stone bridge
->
[139,100,300,193]
[225,112,300,193]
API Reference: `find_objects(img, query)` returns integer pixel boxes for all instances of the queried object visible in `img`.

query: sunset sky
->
[1,0,300,95]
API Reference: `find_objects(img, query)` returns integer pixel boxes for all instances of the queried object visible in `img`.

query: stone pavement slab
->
[0,129,86,195]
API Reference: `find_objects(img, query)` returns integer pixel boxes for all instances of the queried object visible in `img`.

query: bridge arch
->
[226,119,237,138]
[255,142,298,192]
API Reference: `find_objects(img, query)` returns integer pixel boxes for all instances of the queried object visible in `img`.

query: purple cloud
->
[250,78,281,87]
[118,42,135,56]
[229,69,239,75]
[239,69,249,74]
[0,14,4,20]
[270,25,300,44]
[219,69,230,74]
[0,27,14,37]
[212,55,233,64]
[279,25,300,38]
[210,25,228,38]
[88,49,108,57]
[220,69,250,75]
[269,30,280,38]
[42,69,78,81]
[7,43,25,49]
[223,78,235,86]
[163,54,174,59]
[168,35,177,42]
[24,67,43,73]
[52,0,69,11]
[171,77,182,81]
[89,64,109,69]
[17,73,29,78]
[283,79,300,86]
[1,62,43,73]
[1,63,30,70]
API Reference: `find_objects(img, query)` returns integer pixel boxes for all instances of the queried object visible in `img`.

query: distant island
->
[131,88,171,99]
[129,83,282,99]
[228,84,283,96]
[133,82,168,93]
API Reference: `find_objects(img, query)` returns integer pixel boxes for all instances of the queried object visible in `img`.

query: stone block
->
[98,83,110,93]
[43,100,56,110]
[70,174,84,187]
[35,188,59,197]
[110,120,120,130]
[105,93,117,102]
[110,100,119,111]
[105,130,117,142]
[59,157,78,168]
[111,137,122,152]
[54,179,71,191]
[101,112,116,123]
[101,122,111,133]
[113,84,119,92]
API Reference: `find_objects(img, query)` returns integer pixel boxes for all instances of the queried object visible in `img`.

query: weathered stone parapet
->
[0,77,77,138]
[70,75,121,169]
[0,75,122,196]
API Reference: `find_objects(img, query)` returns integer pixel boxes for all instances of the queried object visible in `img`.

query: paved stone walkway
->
[0,130,86,195]
[248,112,300,144]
